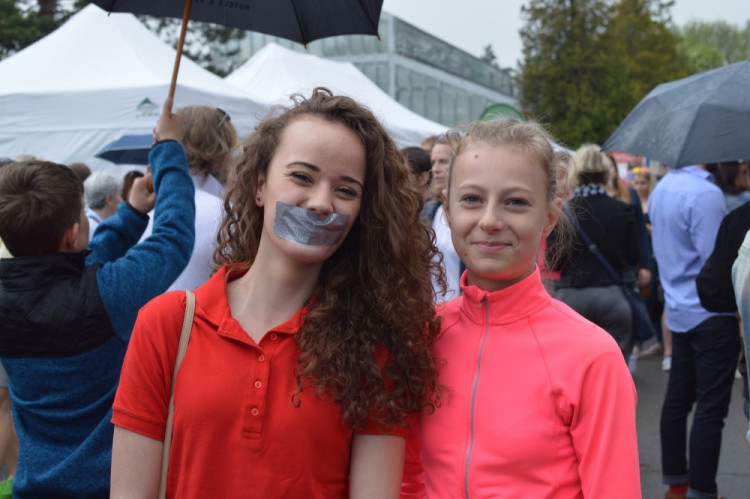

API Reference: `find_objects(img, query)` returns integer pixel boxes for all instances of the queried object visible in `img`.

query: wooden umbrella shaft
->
[150,0,194,193]
[169,0,194,101]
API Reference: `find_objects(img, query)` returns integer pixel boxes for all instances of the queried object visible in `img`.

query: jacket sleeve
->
[571,348,641,498]
[96,140,196,342]
[86,203,149,265]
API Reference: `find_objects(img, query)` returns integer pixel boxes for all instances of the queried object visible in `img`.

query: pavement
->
[633,341,750,498]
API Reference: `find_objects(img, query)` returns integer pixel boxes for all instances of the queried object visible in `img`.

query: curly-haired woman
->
[110,89,443,498]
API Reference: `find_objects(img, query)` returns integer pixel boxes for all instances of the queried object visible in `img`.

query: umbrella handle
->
[146,165,153,193]
[168,0,194,101]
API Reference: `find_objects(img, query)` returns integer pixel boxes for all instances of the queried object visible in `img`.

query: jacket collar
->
[1,251,88,290]
[457,266,551,326]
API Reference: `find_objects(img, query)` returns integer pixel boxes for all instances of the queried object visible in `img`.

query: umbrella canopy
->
[90,0,384,102]
[96,134,152,165]
[602,59,750,167]
[90,0,383,46]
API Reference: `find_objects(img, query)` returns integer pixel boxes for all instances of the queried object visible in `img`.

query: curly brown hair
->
[214,88,444,430]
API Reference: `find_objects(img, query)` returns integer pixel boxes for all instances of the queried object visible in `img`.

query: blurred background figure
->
[68,162,91,183]
[401,146,432,204]
[83,171,122,241]
[711,161,750,212]
[120,170,144,202]
[140,105,239,292]
[421,135,437,153]
[426,134,462,302]
[551,144,640,360]
[627,166,671,366]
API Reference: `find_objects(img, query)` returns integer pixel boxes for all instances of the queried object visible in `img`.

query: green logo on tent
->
[137,98,158,117]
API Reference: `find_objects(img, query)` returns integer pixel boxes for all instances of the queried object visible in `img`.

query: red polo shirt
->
[113,264,409,498]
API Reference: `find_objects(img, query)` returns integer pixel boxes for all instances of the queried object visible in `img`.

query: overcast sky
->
[382,0,750,69]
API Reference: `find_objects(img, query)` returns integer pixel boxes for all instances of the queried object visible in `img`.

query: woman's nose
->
[478,206,503,233]
[305,187,334,215]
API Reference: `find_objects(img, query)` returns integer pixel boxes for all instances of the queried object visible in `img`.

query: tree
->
[0,0,84,59]
[479,44,500,69]
[605,0,688,120]
[675,20,750,73]
[519,0,624,147]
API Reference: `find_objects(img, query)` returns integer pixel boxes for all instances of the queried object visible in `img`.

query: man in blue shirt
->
[649,165,740,499]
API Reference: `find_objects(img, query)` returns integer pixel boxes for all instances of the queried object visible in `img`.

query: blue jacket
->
[0,141,195,498]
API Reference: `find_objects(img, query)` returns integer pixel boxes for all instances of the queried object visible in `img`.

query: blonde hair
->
[446,119,572,269]
[568,144,610,190]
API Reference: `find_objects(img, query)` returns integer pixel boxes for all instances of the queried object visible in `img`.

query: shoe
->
[664,492,686,499]
[642,342,663,357]
[662,355,672,371]
[628,354,638,374]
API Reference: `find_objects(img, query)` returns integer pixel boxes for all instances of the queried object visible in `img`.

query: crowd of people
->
[0,87,748,498]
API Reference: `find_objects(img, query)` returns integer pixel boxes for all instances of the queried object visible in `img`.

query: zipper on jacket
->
[464,296,490,498]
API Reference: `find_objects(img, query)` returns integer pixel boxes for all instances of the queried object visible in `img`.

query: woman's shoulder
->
[138,289,190,324]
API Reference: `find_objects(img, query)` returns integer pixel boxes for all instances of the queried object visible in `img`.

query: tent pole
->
[168,0,194,101]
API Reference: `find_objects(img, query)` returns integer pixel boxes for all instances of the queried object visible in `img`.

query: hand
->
[152,98,183,144]
[637,268,651,287]
[128,174,156,215]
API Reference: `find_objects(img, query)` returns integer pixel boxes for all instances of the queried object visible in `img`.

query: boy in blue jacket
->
[0,99,195,498]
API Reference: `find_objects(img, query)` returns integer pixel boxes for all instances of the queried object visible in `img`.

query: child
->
[0,99,195,498]
[407,120,640,497]
[110,89,442,498]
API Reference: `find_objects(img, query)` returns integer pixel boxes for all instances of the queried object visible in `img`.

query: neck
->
[227,239,321,342]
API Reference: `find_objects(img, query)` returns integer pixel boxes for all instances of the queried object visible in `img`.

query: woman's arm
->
[111,426,163,499]
[350,434,405,499]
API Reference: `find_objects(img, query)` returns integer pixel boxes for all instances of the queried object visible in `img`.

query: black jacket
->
[697,201,750,312]
[552,193,640,288]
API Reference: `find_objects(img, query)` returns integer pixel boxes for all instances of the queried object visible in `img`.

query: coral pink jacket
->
[408,268,640,498]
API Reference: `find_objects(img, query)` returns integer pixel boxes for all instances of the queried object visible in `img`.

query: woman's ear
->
[255,174,266,207]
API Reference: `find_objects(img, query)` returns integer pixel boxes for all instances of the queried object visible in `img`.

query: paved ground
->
[634,341,750,498]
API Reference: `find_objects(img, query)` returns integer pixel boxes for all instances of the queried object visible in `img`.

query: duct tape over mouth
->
[273,201,351,246]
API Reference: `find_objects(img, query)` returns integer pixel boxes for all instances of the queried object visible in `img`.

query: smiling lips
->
[474,241,511,253]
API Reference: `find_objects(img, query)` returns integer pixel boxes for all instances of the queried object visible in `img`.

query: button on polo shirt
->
[113,264,408,498]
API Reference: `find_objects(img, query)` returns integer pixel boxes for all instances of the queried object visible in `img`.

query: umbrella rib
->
[355,0,381,40]
[289,0,308,48]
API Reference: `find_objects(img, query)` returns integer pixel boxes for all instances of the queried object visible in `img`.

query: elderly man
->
[83,171,122,240]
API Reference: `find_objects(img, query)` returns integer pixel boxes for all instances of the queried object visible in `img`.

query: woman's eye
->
[460,194,481,204]
[336,187,359,199]
[508,198,529,207]
[291,172,312,183]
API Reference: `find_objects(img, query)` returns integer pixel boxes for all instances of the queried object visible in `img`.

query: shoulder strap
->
[158,290,196,499]
[563,203,624,286]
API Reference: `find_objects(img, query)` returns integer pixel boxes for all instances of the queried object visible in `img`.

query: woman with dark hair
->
[712,161,750,212]
[110,88,443,498]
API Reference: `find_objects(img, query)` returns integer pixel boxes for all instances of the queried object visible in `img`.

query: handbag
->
[563,204,656,342]
[158,290,196,499]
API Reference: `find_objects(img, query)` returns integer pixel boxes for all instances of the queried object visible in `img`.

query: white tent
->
[0,5,267,172]
[225,43,447,148]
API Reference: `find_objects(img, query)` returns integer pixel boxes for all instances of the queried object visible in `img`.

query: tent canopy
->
[0,5,266,170]
[225,43,446,148]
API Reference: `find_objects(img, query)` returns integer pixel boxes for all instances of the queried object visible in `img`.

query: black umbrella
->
[602,59,750,167]
[90,0,384,100]
[95,134,152,165]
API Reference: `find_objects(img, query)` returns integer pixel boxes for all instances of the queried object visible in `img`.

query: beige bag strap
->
[157,290,196,499]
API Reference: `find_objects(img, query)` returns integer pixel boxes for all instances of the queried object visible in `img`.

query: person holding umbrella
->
[110,89,442,498]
